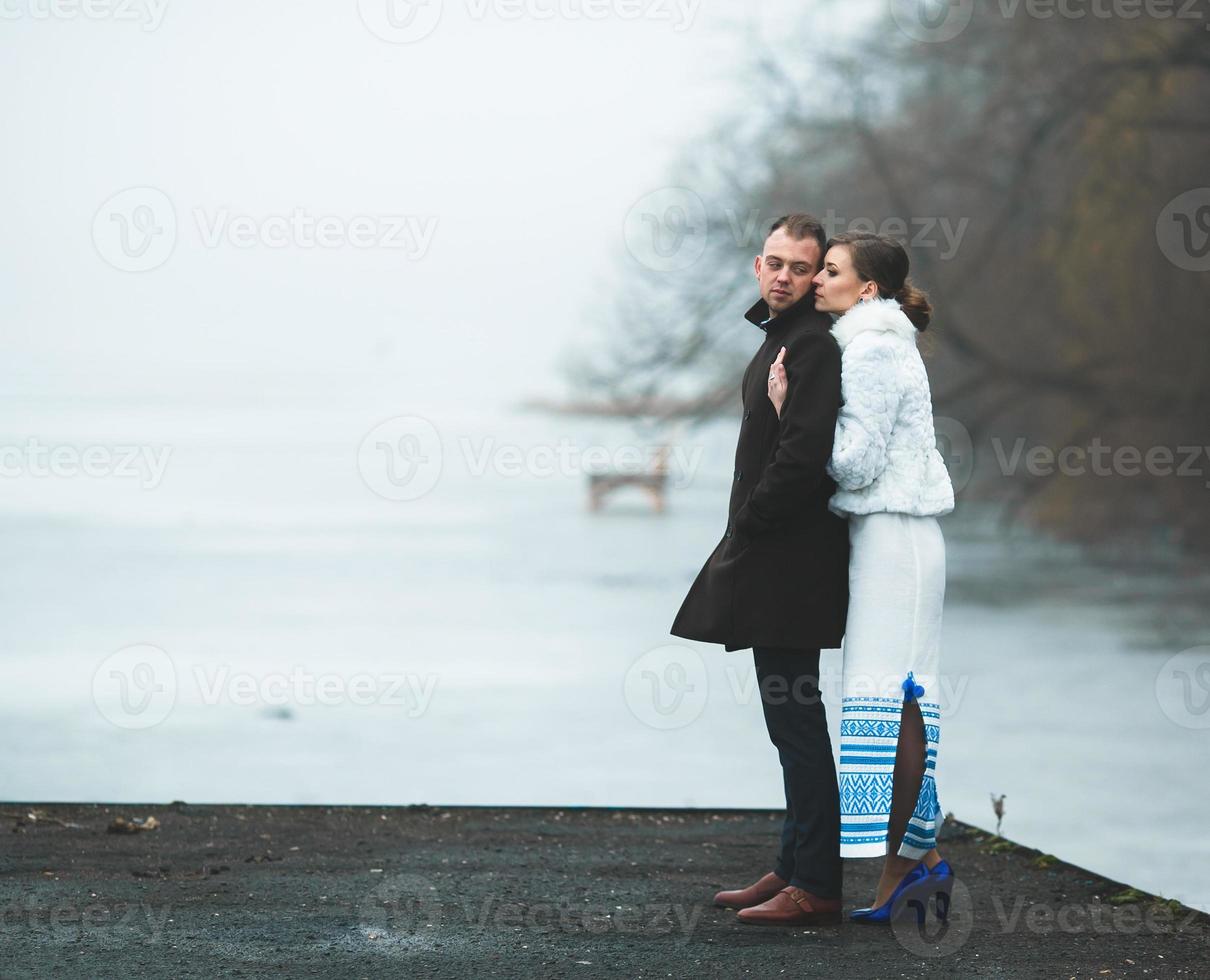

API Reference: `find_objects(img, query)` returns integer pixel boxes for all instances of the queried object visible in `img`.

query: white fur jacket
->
[826,297,955,518]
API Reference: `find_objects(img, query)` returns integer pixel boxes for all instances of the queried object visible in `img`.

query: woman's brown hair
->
[826,232,933,331]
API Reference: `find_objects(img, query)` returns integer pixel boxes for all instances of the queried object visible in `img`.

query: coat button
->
[734,469,743,481]
[743,410,751,421]
[724,524,733,538]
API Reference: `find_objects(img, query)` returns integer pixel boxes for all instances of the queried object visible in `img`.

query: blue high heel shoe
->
[928,860,954,921]
[849,863,930,924]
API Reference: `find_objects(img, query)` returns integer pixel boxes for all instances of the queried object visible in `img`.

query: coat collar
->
[828,297,918,350]
[745,288,827,336]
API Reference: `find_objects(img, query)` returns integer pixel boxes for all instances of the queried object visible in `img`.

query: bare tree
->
[570,5,1210,549]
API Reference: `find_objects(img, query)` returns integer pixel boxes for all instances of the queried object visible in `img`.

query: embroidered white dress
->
[825,298,954,860]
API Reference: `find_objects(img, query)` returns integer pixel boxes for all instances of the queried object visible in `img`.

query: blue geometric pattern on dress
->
[839,773,893,815]
[839,694,942,859]
[912,774,939,820]
[840,719,902,738]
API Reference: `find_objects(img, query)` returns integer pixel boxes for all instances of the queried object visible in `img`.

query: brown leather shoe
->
[712,871,789,910]
[736,886,842,926]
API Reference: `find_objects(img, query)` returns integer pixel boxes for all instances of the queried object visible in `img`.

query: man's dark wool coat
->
[669,289,850,652]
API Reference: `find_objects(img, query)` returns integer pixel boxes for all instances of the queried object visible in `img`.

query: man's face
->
[754,229,823,316]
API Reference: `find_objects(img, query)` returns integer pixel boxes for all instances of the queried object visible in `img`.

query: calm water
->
[1,395,1207,912]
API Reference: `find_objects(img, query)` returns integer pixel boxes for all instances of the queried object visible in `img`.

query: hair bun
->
[896,279,932,331]
[826,232,933,331]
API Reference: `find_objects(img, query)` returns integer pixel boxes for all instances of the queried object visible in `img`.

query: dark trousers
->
[752,645,842,899]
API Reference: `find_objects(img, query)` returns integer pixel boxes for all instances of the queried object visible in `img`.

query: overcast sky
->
[2,0,872,416]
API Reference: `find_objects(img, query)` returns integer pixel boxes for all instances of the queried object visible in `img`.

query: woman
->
[767,232,956,923]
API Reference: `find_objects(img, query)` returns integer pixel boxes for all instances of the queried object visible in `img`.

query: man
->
[669,213,850,926]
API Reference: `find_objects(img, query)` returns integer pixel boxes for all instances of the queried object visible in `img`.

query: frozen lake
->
[1,395,1207,912]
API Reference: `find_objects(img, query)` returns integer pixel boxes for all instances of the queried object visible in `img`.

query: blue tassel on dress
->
[902,671,926,703]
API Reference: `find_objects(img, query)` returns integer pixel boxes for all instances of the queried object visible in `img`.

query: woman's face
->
[812,245,878,314]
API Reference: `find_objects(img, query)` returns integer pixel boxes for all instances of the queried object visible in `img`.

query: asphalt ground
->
[1,803,1205,979]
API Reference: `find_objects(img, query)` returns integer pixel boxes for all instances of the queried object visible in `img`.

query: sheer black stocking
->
[887,698,926,855]
[869,696,940,908]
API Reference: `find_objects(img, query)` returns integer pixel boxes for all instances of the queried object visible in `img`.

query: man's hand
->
[767,345,788,419]
[734,331,842,540]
